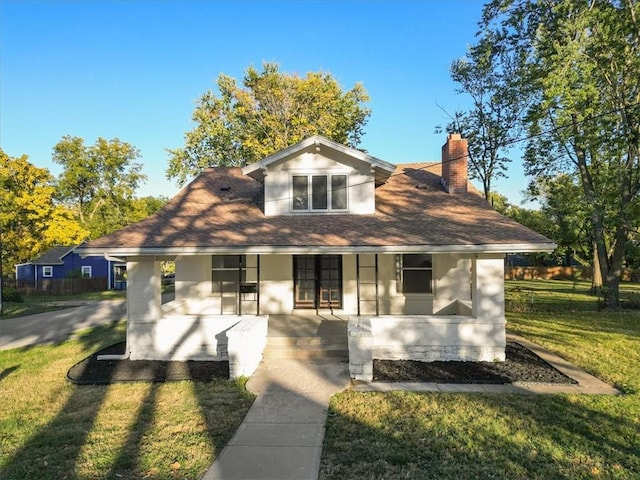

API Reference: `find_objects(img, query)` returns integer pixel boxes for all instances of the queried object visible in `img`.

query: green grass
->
[0,322,255,480]
[1,290,126,320]
[505,279,640,312]
[321,280,640,480]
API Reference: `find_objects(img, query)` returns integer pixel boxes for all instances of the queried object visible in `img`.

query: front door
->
[294,255,342,309]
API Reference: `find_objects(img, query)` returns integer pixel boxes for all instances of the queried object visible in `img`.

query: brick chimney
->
[441,133,468,194]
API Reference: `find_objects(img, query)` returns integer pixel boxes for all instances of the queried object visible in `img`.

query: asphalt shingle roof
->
[80,164,553,253]
[31,246,74,265]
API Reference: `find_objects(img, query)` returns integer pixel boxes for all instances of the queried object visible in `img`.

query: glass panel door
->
[293,255,342,309]
[294,255,316,308]
[319,255,342,309]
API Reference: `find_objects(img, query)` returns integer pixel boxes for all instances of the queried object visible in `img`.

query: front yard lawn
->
[1,290,127,320]
[321,280,640,479]
[0,322,254,480]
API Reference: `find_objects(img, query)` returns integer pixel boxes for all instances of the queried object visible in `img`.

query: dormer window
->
[292,174,347,212]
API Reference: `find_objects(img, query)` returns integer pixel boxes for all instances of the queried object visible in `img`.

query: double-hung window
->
[398,254,433,294]
[42,266,53,277]
[292,174,347,212]
[81,266,92,278]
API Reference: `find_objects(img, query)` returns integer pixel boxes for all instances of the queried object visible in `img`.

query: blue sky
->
[0,0,532,204]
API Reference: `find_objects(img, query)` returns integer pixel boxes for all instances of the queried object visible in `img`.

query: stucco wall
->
[348,315,506,381]
[263,149,375,216]
[174,255,216,314]
[128,315,239,361]
[376,254,435,315]
[259,254,294,313]
[173,253,475,316]
[433,254,472,314]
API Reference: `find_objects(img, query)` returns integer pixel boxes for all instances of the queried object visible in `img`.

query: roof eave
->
[76,242,557,258]
[242,135,395,180]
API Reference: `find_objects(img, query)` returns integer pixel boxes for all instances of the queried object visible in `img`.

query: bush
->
[2,286,23,303]
[65,269,83,279]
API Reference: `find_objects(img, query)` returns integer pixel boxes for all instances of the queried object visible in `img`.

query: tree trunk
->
[590,238,603,295]
[604,226,629,310]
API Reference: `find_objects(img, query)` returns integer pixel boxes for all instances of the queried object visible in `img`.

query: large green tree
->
[0,149,88,276]
[441,33,527,200]
[53,136,148,238]
[166,63,372,185]
[479,0,640,308]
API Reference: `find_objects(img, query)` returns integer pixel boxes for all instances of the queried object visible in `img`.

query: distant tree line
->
[0,139,167,277]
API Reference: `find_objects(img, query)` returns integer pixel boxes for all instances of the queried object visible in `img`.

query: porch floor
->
[267,313,348,338]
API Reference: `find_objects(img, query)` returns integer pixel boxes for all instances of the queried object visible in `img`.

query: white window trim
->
[290,173,349,213]
[81,266,92,278]
[42,266,53,277]
[397,254,434,295]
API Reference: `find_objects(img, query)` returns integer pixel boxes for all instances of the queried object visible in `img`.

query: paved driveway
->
[0,299,126,351]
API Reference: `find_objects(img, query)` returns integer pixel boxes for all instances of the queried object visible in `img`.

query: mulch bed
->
[69,341,576,386]
[373,342,577,384]
[67,342,229,385]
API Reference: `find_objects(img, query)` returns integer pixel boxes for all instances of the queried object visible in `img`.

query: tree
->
[479,0,640,309]
[166,62,372,185]
[440,34,527,200]
[129,196,169,220]
[0,149,88,277]
[53,136,147,238]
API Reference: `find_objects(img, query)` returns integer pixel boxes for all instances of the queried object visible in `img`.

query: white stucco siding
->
[342,254,358,314]
[127,258,162,323]
[259,254,294,314]
[472,254,506,323]
[376,254,434,315]
[174,255,219,314]
[433,254,472,314]
[348,315,506,379]
[263,150,375,216]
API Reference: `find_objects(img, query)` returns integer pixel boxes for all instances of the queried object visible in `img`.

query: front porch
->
[121,251,509,379]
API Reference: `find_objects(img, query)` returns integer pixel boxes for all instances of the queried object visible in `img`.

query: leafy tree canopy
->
[53,136,148,238]
[0,149,88,275]
[166,62,372,185]
[478,0,640,308]
[439,32,527,200]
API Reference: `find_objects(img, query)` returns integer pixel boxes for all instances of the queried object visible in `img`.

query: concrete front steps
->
[263,336,348,359]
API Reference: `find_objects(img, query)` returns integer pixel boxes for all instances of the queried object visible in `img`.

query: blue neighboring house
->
[15,245,126,289]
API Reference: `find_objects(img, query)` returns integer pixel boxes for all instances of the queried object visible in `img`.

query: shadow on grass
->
[321,391,640,479]
[104,383,160,479]
[0,372,114,479]
[0,365,19,382]
[0,319,253,480]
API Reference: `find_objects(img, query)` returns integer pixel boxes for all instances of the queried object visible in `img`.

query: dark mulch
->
[373,342,577,384]
[67,342,229,385]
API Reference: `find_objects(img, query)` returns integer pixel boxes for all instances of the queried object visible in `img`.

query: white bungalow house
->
[77,134,555,380]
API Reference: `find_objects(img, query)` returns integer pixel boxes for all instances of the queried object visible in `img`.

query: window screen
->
[399,254,433,294]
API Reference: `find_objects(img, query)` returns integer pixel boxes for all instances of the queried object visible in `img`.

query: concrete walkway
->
[0,299,126,350]
[9,303,618,479]
[202,358,350,480]
[202,332,619,479]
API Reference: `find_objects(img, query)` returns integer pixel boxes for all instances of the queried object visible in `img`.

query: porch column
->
[127,258,162,322]
[471,254,506,322]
